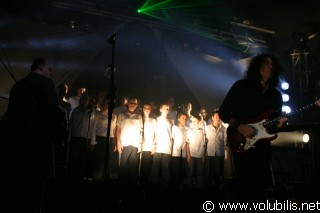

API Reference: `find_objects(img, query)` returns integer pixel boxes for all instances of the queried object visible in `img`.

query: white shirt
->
[205,123,226,157]
[155,116,172,154]
[69,107,96,139]
[143,117,156,151]
[172,125,188,157]
[67,95,80,119]
[91,112,117,145]
[117,111,142,148]
[186,128,206,158]
[67,96,80,111]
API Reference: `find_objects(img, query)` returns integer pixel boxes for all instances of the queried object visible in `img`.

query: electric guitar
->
[228,99,320,153]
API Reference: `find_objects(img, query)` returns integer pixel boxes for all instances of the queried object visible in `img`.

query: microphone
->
[108,33,116,44]
[104,64,116,78]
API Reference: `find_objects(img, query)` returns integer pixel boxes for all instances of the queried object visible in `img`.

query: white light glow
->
[282,94,289,102]
[302,134,309,143]
[271,131,311,146]
[282,106,291,114]
[281,82,289,90]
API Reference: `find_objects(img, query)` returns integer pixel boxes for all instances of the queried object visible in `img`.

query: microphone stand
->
[201,115,208,177]
[137,113,144,184]
[201,115,208,157]
[0,96,9,100]
[0,48,17,83]
[104,33,116,182]
[178,146,183,185]
[85,109,93,179]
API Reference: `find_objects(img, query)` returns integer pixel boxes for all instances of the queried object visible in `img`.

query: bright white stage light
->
[302,134,310,143]
[281,82,289,90]
[282,94,289,102]
[271,131,311,146]
[282,105,291,114]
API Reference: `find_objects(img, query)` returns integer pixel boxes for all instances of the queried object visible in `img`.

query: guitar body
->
[227,98,320,153]
[227,110,278,153]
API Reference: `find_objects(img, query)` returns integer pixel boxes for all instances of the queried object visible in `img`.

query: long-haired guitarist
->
[219,53,288,202]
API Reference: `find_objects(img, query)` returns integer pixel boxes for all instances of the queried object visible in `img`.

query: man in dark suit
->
[6,58,60,213]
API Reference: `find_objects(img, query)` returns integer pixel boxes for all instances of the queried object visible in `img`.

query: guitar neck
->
[263,100,319,128]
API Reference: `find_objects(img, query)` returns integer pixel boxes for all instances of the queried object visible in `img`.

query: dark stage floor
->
[40,178,320,213]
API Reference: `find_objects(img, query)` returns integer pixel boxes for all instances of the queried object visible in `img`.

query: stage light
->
[282,94,289,102]
[282,105,291,114]
[271,131,311,147]
[69,19,76,29]
[281,82,289,90]
[302,134,309,143]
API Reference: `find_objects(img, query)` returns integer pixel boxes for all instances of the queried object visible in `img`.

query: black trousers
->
[119,145,139,183]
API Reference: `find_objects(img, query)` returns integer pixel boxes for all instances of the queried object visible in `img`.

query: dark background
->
[1,0,320,114]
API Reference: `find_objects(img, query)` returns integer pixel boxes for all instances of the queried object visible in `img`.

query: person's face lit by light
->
[128,99,138,113]
[143,104,151,117]
[160,104,169,117]
[212,113,220,125]
[199,108,206,118]
[185,102,192,114]
[260,57,274,82]
[178,114,188,127]
[191,117,200,129]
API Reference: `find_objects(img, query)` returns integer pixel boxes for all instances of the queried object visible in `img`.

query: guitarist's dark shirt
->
[220,79,283,126]
[219,79,283,202]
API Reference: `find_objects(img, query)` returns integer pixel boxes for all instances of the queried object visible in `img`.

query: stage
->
[40,178,320,213]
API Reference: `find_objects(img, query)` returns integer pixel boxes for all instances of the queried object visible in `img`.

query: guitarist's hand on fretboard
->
[237,123,255,138]
[276,117,288,128]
